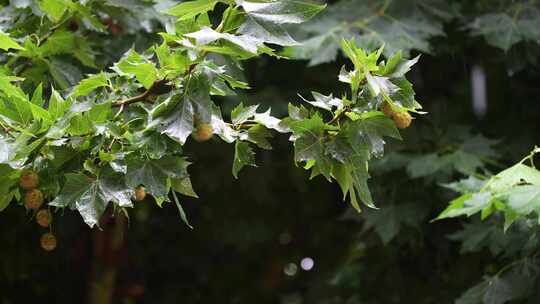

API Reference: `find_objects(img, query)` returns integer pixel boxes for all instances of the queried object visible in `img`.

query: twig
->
[113,79,167,107]
[0,121,11,134]
[328,108,350,125]
[16,18,70,76]
[114,8,226,109]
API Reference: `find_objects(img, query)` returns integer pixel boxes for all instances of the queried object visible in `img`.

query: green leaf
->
[28,102,52,126]
[0,167,18,211]
[300,91,343,111]
[50,170,133,228]
[486,163,540,192]
[186,72,213,123]
[68,2,107,32]
[171,190,192,228]
[231,103,258,125]
[246,125,273,150]
[155,43,188,77]
[39,30,76,56]
[325,132,352,163]
[363,203,428,244]
[287,103,309,120]
[0,77,33,125]
[436,192,491,220]
[71,73,108,97]
[384,55,420,78]
[48,58,82,89]
[0,192,14,212]
[114,50,158,89]
[237,0,325,46]
[126,156,189,203]
[164,0,218,20]
[152,96,195,145]
[445,150,484,176]
[468,7,540,51]
[483,276,513,304]
[0,31,24,51]
[468,13,520,52]
[0,76,29,102]
[281,31,339,66]
[48,88,71,120]
[185,26,262,54]
[442,176,485,194]
[346,114,401,158]
[499,185,540,217]
[210,104,239,143]
[253,109,289,133]
[456,281,489,304]
[390,77,418,109]
[232,141,256,178]
[171,176,198,198]
[220,6,246,33]
[290,114,332,179]
[406,153,444,178]
[31,84,44,106]
[365,73,399,98]
[240,0,325,24]
[286,0,449,64]
[344,152,374,210]
[67,115,92,135]
[87,101,112,123]
[439,150,540,225]
[39,0,68,22]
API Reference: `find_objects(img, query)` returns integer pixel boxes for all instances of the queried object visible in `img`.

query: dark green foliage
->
[0,0,423,226]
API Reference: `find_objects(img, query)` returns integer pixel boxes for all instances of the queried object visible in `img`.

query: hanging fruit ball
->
[380,101,395,117]
[40,233,57,251]
[19,170,39,190]
[24,189,44,210]
[193,123,214,142]
[134,186,146,202]
[393,111,413,129]
[36,209,52,227]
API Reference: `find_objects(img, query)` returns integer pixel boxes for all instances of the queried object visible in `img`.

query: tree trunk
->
[87,212,126,304]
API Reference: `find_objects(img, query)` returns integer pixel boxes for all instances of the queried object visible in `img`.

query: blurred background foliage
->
[1,0,540,303]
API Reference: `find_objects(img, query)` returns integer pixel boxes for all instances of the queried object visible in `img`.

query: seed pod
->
[380,102,394,117]
[393,111,413,129]
[40,233,57,251]
[19,170,39,190]
[193,123,213,142]
[36,209,52,227]
[134,186,146,202]
[24,189,44,210]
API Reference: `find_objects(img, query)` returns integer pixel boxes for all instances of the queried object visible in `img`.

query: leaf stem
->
[0,121,12,134]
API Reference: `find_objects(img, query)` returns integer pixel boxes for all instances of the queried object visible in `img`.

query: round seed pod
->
[193,123,213,142]
[40,233,57,251]
[36,209,52,227]
[380,102,395,117]
[393,111,413,129]
[134,186,146,202]
[19,170,39,190]
[24,189,44,210]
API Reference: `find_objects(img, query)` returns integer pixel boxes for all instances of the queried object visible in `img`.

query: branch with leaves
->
[437,147,540,230]
[0,0,422,252]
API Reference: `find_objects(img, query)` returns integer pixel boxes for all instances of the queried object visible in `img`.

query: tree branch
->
[113,79,168,107]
